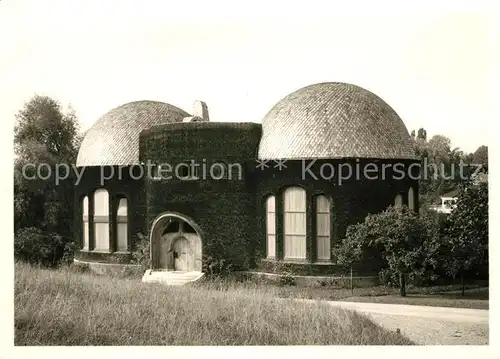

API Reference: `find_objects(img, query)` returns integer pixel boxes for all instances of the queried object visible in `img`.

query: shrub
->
[445,183,488,283]
[279,271,296,286]
[336,206,434,296]
[202,255,234,278]
[68,262,91,274]
[130,232,150,271]
[14,227,74,267]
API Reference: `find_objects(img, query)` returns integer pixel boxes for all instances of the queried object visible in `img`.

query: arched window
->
[408,187,415,211]
[394,193,403,208]
[283,187,306,260]
[93,189,110,251]
[82,196,89,250]
[116,197,128,252]
[265,196,276,258]
[183,222,197,233]
[163,220,180,234]
[315,195,331,261]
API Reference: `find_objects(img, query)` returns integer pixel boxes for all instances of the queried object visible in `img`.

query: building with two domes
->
[74,82,419,282]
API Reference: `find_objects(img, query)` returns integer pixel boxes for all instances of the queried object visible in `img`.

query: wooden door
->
[173,237,190,271]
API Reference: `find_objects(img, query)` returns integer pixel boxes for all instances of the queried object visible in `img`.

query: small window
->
[82,196,89,250]
[93,189,110,251]
[116,197,128,252]
[265,195,276,258]
[315,195,331,261]
[163,220,180,234]
[283,187,306,260]
[408,187,415,211]
[394,193,403,208]
[183,222,197,233]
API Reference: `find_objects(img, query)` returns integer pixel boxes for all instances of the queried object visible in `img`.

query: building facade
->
[74,82,419,278]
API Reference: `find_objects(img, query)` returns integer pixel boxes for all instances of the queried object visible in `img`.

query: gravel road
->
[302,299,489,345]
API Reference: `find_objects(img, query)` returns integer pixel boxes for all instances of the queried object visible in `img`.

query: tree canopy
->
[14,95,82,266]
[410,127,487,206]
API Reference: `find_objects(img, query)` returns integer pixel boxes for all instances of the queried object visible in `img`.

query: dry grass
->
[14,262,413,345]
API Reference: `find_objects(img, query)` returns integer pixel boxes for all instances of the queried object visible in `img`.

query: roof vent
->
[183,101,209,122]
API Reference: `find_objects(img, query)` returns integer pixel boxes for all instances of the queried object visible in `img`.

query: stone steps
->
[141,269,204,286]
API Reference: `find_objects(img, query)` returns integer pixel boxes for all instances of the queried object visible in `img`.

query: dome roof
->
[76,101,189,167]
[258,82,417,160]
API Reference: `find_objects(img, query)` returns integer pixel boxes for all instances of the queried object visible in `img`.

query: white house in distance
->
[429,170,488,214]
[429,196,458,214]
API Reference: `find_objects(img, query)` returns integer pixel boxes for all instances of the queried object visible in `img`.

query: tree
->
[14,95,80,161]
[472,145,488,167]
[417,128,427,141]
[445,182,488,295]
[14,95,81,266]
[336,206,432,296]
[410,129,470,206]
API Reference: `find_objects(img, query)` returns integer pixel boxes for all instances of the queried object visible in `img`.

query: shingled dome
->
[76,101,189,167]
[258,82,417,160]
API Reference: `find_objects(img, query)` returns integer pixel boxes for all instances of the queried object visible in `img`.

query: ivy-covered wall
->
[252,158,419,275]
[74,122,419,277]
[73,165,147,264]
[139,122,262,271]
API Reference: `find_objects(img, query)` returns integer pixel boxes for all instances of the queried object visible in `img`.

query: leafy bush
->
[14,227,74,267]
[202,255,234,278]
[130,232,150,271]
[68,261,91,274]
[446,183,488,279]
[279,271,296,286]
[336,206,436,295]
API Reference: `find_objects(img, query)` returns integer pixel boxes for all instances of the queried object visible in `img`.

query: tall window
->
[283,187,306,260]
[265,196,276,258]
[93,189,110,251]
[408,187,415,211]
[82,196,89,250]
[394,193,403,208]
[315,195,331,261]
[116,197,128,252]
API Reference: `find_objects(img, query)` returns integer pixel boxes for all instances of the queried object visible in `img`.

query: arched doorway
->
[149,212,203,272]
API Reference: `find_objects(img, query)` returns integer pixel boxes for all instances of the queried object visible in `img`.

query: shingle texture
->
[258,82,417,160]
[76,101,189,167]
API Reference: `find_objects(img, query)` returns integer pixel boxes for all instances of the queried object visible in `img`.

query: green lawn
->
[14,262,413,345]
[339,288,489,310]
[192,276,489,310]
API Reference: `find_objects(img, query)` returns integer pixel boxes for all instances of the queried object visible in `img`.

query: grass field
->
[339,287,489,309]
[193,276,489,310]
[14,262,413,345]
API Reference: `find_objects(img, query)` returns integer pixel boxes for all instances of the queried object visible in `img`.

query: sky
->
[1,0,497,154]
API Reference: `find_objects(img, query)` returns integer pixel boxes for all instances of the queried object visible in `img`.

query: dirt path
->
[299,299,489,344]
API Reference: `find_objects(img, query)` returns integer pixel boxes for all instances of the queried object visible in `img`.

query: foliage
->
[336,206,438,293]
[412,129,465,205]
[15,262,413,345]
[337,180,488,293]
[472,145,488,166]
[130,232,151,271]
[14,95,81,266]
[279,272,296,286]
[410,127,487,208]
[202,254,234,277]
[445,183,488,278]
[14,227,75,267]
